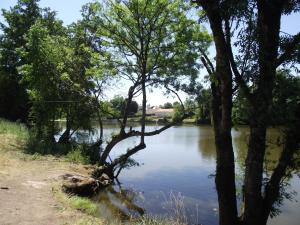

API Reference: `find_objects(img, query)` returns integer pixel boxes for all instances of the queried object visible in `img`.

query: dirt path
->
[0,135,94,225]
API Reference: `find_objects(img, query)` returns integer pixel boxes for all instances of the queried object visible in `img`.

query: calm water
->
[75,124,300,225]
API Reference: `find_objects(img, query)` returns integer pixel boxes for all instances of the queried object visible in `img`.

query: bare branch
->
[199,47,215,73]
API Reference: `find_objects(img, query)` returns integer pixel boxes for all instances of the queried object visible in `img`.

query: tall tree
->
[192,1,238,224]
[19,18,98,143]
[0,0,63,121]
[193,1,300,225]
[0,0,40,121]
[84,0,211,178]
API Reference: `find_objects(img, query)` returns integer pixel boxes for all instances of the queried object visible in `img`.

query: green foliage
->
[232,92,251,125]
[109,95,139,117]
[26,132,100,164]
[232,70,300,126]
[26,134,71,155]
[17,13,101,142]
[195,89,211,124]
[172,104,184,123]
[83,0,211,92]
[162,102,173,109]
[271,70,300,126]
[171,89,211,125]
[0,0,64,121]
[109,95,126,117]
[66,143,100,165]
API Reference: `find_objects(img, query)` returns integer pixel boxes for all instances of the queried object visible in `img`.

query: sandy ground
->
[0,135,95,225]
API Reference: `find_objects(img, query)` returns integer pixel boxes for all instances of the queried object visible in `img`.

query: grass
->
[67,196,99,215]
[0,118,29,140]
[53,187,99,216]
[54,186,186,225]
[0,118,79,163]
[65,148,90,164]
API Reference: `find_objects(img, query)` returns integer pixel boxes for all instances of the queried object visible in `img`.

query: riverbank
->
[0,120,105,225]
[56,115,199,125]
[0,119,183,225]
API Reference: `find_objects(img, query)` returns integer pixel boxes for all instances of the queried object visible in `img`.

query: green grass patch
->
[54,188,98,216]
[65,148,90,164]
[68,196,98,215]
[0,118,29,140]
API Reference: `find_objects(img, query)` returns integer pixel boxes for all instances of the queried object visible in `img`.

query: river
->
[74,124,300,225]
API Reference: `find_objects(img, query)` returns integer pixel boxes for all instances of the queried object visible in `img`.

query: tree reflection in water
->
[93,181,145,222]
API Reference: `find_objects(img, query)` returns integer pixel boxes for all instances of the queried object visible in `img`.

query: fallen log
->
[62,173,112,197]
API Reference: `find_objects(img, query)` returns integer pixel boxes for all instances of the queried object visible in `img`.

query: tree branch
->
[224,17,254,103]
[276,32,300,67]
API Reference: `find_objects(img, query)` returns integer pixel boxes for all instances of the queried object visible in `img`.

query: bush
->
[26,135,99,164]
[26,133,72,155]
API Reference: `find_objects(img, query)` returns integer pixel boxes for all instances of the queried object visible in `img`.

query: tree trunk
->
[58,113,71,144]
[243,1,284,225]
[200,1,238,225]
[262,103,300,224]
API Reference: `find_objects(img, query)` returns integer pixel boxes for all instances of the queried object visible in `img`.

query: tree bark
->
[198,1,238,225]
[243,1,284,225]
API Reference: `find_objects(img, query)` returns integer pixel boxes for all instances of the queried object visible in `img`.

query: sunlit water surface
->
[73,124,300,225]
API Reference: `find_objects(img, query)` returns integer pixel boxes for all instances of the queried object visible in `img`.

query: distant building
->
[146,108,174,117]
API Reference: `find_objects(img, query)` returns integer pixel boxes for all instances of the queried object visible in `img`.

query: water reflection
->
[121,167,218,225]
[197,126,216,161]
[94,184,145,222]
[60,123,299,225]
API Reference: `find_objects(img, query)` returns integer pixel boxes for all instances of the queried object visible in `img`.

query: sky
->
[0,0,299,105]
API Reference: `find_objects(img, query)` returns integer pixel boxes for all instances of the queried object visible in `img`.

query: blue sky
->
[0,0,89,25]
[1,0,299,33]
[0,0,299,105]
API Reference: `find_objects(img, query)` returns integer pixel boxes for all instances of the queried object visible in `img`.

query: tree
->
[109,95,139,117]
[194,88,211,124]
[110,95,126,117]
[162,102,173,109]
[19,17,98,144]
[128,100,139,115]
[0,0,64,121]
[232,70,300,126]
[0,0,41,121]
[83,0,211,179]
[19,20,68,141]
[193,1,300,225]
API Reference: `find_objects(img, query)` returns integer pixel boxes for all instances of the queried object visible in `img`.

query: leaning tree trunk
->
[243,1,284,225]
